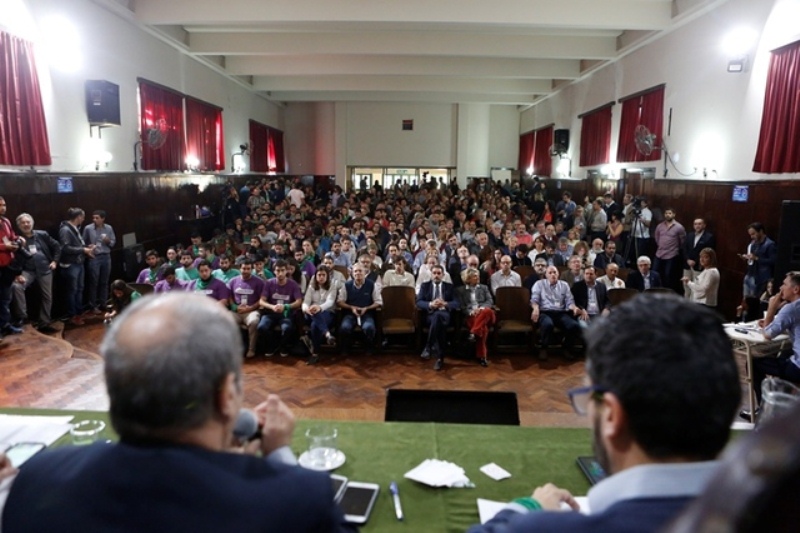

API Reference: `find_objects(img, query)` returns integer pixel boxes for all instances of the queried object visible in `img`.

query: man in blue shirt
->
[743,271,800,421]
[470,294,740,533]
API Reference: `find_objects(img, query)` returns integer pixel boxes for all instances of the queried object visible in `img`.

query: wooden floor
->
[0,316,588,428]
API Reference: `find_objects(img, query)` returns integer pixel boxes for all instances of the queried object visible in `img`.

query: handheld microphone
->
[233,409,261,443]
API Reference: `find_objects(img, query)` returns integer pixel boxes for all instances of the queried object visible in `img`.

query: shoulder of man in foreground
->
[3,442,357,533]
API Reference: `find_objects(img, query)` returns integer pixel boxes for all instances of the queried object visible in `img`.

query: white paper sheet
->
[0,414,75,448]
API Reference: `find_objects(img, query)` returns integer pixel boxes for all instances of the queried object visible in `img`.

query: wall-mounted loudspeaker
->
[85,80,121,126]
[554,129,570,151]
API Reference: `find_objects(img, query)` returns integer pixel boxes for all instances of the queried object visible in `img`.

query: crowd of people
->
[0,179,779,367]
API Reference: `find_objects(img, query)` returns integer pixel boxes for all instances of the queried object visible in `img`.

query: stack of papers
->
[404,459,472,487]
[0,414,74,447]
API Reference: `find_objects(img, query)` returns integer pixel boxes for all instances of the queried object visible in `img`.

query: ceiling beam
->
[226,55,581,79]
[268,91,540,104]
[253,76,552,94]
[134,0,672,30]
[189,32,618,60]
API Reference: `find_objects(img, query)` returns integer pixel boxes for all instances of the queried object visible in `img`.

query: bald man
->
[2,293,355,533]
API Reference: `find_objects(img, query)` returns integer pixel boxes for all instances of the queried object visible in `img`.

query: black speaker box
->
[775,200,800,283]
[85,80,121,126]
[384,389,520,425]
[554,129,570,150]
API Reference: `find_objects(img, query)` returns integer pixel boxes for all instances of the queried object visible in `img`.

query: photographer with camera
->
[623,196,652,266]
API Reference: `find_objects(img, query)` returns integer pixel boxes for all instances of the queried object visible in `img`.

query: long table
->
[2,408,593,533]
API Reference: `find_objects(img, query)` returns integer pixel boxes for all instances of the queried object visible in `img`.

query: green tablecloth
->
[2,409,593,533]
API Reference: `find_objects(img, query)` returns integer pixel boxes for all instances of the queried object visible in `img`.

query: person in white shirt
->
[382,257,415,288]
[530,266,581,360]
[682,248,720,309]
[490,255,522,295]
[597,263,626,289]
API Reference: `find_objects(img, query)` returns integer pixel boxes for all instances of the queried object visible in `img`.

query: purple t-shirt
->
[228,275,265,306]
[137,267,164,285]
[189,277,231,301]
[154,278,188,293]
[261,278,302,307]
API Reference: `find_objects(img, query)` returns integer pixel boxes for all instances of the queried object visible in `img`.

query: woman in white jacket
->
[301,266,340,364]
[683,247,720,309]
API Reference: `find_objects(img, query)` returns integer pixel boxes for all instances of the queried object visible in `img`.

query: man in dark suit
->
[627,255,663,292]
[468,295,741,533]
[571,266,610,322]
[2,293,355,533]
[683,218,716,299]
[593,240,625,271]
[416,264,459,371]
[536,241,565,268]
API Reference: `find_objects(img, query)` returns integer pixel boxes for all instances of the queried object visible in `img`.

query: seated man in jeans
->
[530,265,581,361]
[257,260,303,357]
[337,263,382,355]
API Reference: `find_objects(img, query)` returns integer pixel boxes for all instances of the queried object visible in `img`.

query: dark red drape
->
[753,40,800,173]
[518,131,535,176]
[139,80,184,171]
[249,120,268,172]
[0,31,51,166]
[616,86,664,162]
[267,126,285,173]
[579,106,612,167]
[532,126,553,177]
[185,97,225,171]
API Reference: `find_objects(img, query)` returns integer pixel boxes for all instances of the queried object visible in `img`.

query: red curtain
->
[616,86,664,162]
[139,80,184,171]
[579,105,612,167]
[518,131,535,176]
[249,120,268,172]
[267,126,285,173]
[532,125,553,177]
[0,31,51,166]
[185,97,225,171]
[753,40,800,173]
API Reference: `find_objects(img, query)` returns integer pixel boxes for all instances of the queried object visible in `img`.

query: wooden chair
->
[616,267,631,283]
[594,267,605,278]
[513,265,535,281]
[607,288,640,307]
[333,265,350,280]
[492,286,534,350]
[380,286,418,349]
[128,283,155,296]
[645,287,675,295]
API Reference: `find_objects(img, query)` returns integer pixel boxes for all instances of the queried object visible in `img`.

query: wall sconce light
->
[231,143,249,173]
[185,155,200,172]
[727,56,747,73]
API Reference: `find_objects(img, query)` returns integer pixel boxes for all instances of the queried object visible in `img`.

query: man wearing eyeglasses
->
[469,294,740,533]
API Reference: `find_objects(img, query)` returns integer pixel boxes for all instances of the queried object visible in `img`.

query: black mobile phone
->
[576,456,607,485]
[4,442,46,468]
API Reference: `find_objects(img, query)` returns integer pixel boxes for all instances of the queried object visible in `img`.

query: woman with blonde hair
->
[682,248,720,309]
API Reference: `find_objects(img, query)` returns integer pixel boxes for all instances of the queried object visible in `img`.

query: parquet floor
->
[0,316,588,428]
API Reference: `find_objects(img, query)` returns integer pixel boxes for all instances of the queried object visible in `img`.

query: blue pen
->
[390,481,404,521]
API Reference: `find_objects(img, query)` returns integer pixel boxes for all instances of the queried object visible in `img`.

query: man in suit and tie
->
[2,293,355,533]
[683,218,716,299]
[627,256,663,292]
[416,264,459,371]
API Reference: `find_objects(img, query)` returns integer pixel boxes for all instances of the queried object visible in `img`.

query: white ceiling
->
[99,0,728,106]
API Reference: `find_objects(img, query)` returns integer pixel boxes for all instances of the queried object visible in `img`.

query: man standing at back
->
[470,294,740,533]
[2,293,355,533]
[83,210,116,313]
[59,208,95,326]
[653,208,686,293]
[0,197,23,339]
